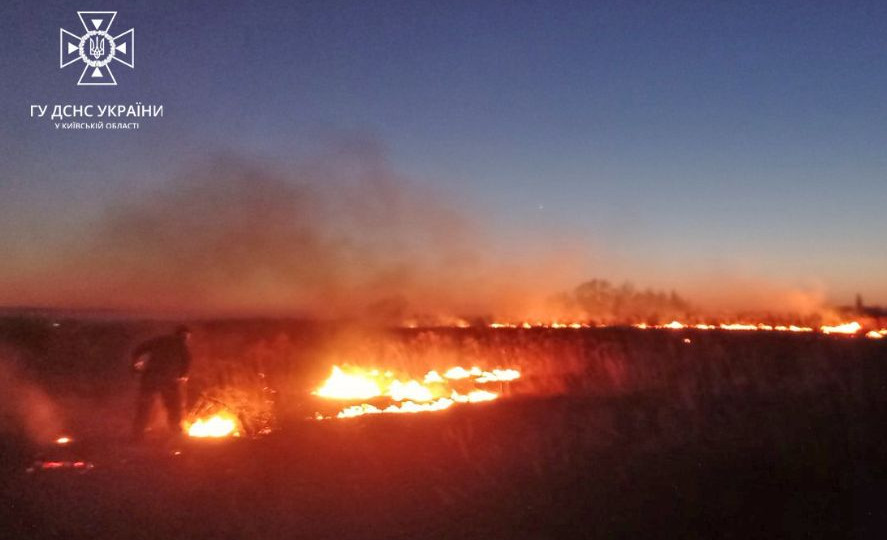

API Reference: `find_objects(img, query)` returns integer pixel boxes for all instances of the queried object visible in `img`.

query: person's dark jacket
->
[132,334,191,381]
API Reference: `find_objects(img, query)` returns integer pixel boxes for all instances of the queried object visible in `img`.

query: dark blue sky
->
[2,0,886,307]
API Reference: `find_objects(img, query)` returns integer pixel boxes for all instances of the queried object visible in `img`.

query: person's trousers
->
[134,378,183,437]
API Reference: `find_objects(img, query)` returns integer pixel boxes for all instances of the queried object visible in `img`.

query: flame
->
[663,321,685,330]
[186,412,240,438]
[490,321,591,329]
[336,398,455,419]
[389,379,434,402]
[474,368,520,383]
[313,364,520,420]
[313,316,881,420]
[483,318,887,341]
[314,366,383,400]
[443,366,472,380]
[719,323,759,331]
[485,319,883,336]
[424,370,445,384]
[399,318,883,337]
[55,436,72,445]
[820,321,862,335]
[632,321,817,333]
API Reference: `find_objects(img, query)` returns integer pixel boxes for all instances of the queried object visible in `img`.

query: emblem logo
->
[60,11,134,86]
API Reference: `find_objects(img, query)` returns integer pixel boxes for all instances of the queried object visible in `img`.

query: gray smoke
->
[16,139,581,320]
[0,349,63,443]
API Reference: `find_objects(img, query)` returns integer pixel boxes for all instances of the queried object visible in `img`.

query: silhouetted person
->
[131,325,192,440]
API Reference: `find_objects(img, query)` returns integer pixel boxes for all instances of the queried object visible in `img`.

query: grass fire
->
[4,3,887,537]
[185,412,241,438]
[2,308,886,539]
[311,365,520,419]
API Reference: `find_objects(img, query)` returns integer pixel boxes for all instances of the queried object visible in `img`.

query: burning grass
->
[481,318,884,338]
[186,412,240,438]
[4,317,887,538]
[168,316,886,435]
[311,364,520,419]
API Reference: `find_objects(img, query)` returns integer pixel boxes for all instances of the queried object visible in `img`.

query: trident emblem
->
[88,36,105,59]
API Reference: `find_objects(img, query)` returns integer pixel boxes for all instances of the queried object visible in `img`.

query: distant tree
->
[568,279,691,323]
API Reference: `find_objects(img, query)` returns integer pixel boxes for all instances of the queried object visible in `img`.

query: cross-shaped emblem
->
[60,11,134,86]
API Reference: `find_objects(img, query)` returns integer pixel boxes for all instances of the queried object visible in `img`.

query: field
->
[2,316,886,538]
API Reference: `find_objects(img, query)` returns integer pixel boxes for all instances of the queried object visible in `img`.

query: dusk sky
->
[2,0,886,312]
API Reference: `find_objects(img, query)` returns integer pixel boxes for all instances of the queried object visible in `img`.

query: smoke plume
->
[7,140,582,320]
[0,139,843,322]
[0,349,63,443]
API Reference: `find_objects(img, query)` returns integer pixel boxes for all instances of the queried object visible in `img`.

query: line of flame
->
[313,365,518,420]
[480,320,884,338]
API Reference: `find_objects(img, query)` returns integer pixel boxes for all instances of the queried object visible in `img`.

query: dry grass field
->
[2,317,886,538]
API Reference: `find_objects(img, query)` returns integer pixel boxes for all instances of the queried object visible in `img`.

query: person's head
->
[174,325,192,343]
